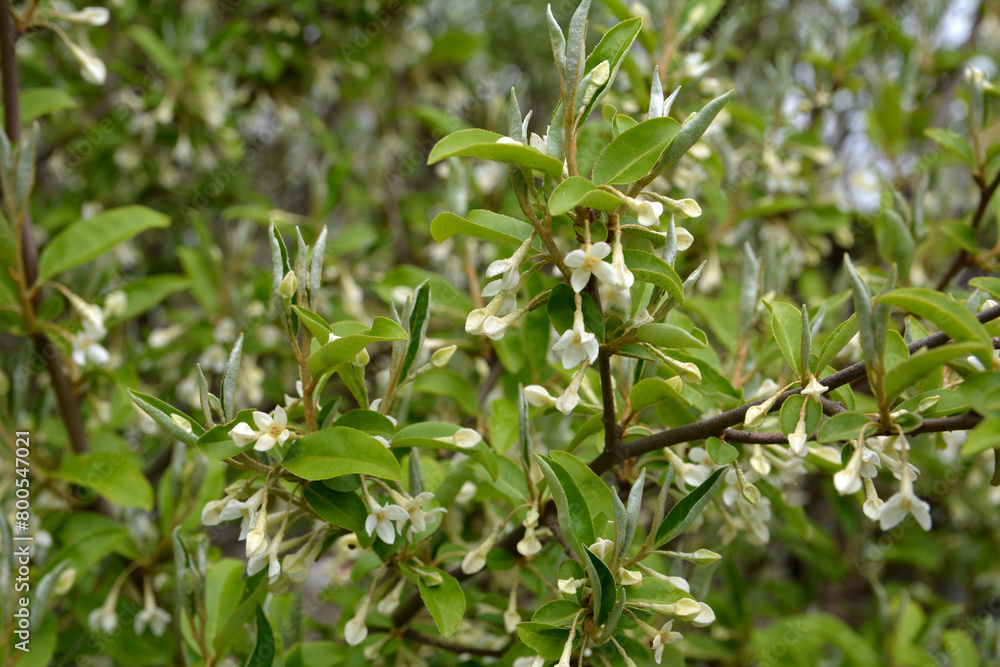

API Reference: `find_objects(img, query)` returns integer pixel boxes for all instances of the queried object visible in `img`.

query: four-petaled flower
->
[651,621,683,664]
[879,467,931,531]
[365,501,408,544]
[552,323,599,370]
[399,492,447,536]
[134,579,171,637]
[252,406,292,452]
[564,242,617,293]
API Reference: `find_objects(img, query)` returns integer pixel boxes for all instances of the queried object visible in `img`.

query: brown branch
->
[393,628,509,658]
[722,412,982,445]
[589,305,1000,472]
[1,0,90,455]
[587,278,622,458]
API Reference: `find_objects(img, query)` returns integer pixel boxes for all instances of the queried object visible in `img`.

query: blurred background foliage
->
[3,0,1000,665]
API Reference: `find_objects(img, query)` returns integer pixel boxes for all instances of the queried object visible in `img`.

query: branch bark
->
[1,0,90,455]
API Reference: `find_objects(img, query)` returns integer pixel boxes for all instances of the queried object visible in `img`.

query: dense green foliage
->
[2,1,1000,666]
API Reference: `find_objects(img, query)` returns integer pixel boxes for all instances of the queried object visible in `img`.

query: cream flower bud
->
[523,385,556,407]
[430,345,457,368]
[448,428,482,449]
[589,537,614,560]
[344,596,370,646]
[558,578,584,594]
[103,290,127,317]
[516,526,542,557]
[65,40,107,85]
[376,580,405,615]
[54,567,77,595]
[675,226,694,251]
[61,7,111,25]
[245,511,268,558]
[465,308,489,335]
[749,444,771,476]
[278,270,298,301]
[673,598,703,619]
[744,400,774,428]
[662,197,702,219]
[461,534,497,574]
[619,568,643,586]
[496,136,523,146]
[863,478,883,522]
[171,414,194,434]
[691,602,716,627]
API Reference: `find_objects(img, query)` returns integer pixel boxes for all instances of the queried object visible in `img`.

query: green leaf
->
[37,206,171,281]
[549,450,615,530]
[418,568,466,637]
[549,176,624,215]
[880,288,992,361]
[17,87,78,124]
[592,116,681,185]
[707,436,738,465]
[658,90,734,170]
[220,334,243,422]
[307,317,407,377]
[779,394,822,440]
[816,313,858,371]
[585,548,616,626]
[517,622,571,660]
[104,275,190,326]
[52,452,154,510]
[246,605,275,667]
[547,283,605,338]
[815,411,875,443]
[126,26,183,79]
[634,322,706,348]
[623,249,684,301]
[537,455,596,549]
[531,600,583,626]
[430,209,533,247]
[765,301,803,376]
[961,418,1000,457]
[654,467,726,547]
[876,210,915,279]
[924,128,977,168]
[629,377,684,412]
[282,427,401,481]
[392,422,498,480]
[969,276,1000,300]
[578,17,642,123]
[195,410,258,459]
[302,483,367,534]
[427,128,565,178]
[629,577,690,606]
[291,305,331,340]
[333,409,395,438]
[128,390,203,445]
[400,280,431,380]
[883,342,984,401]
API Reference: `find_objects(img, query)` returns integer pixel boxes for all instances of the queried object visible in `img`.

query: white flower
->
[691,602,715,627]
[496,136,523,146]
[564,242,617,292]
[627,196,664,227]
[879,467,931,531]
[247,531,283,583]
[70,300,109,366]
[219,488,264,539]
[517,526,542,557]
[64,40,107,85]
[524,385,556,407]
[513,656,546,667]
[88,597,118,634]
[59,7,111,25]
[365,501,408,544]
[376,580,405,615]
[399,492,446,535]
[284,380,304,408]
[245,510,269,558]
[609,241,635,292]
[589,537,615,560]
[461,534,497,574]
[552,323,599,370]
[674,226,694,251]
[800,377,828,402]
[251,406,291,452]
[619,568,642,586]
[134,579,171,637]
[200,496,233,526]
[555,366,588,415]
[103,291,127,317]
[283,538,323,584]
[651,621,683,663]
[863,478,883,522]
[229,421,259,448]
[344,595,370,646]
[438,428,482,449]
[558,578,584,594]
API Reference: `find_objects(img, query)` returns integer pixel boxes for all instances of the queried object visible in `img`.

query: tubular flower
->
[626,196,664,227]
[879,466,931,531]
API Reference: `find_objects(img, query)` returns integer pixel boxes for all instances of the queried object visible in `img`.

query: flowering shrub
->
[3,1,1000,666]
